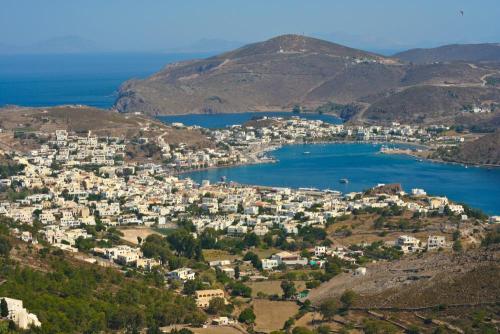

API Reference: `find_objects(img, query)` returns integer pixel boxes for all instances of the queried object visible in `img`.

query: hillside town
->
[0,117,497,333]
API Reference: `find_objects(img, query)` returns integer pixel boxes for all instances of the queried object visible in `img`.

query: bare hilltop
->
[114,35,500,128]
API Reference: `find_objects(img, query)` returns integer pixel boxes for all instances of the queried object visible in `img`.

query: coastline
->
[174,138,498,181]
[173,139,431,177]
[380,147,500,169]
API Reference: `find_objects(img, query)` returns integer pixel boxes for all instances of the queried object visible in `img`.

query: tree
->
[200,228,218,249]
[178,330,194,334]
[292,327,313,334]
[324,259,342,277]
[283,317,295,331]
[167,230,202,260]
[243,251,262,270]
[317,325,331,334]
[0,298,8,317]
[234,265,240,279]
[0,236,11,258]
[207,297,226,315]
[363,319,397,334]
[229,282,252,297]
[319,298,338,321]
[340,290,357,310]
[147,323,162,334]
[183,279,204,295]
[453,239,463,252]
[280,280,296,300]
[243,233,260,248]
[169,329,194,334]
[374,216,385,229]
[238,307,256,324]
[406,325,421,334]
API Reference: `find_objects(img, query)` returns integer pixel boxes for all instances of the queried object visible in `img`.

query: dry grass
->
[251,247,280,259]
[326,212,452,246]
[191,327,243,334]
[252,300,299,333]
[118,227,160,244]
[246,280,307,297]
[294,312,345,332]
[202,249,241,262]
[161,325,242,334]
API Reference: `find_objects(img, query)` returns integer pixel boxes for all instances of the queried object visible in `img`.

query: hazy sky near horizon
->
[2,0,500,51]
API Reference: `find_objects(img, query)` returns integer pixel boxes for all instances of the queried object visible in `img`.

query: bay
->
[182,143,500,215]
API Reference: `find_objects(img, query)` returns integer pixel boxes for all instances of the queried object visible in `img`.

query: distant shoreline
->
[156,110,342,118]
[174,139,498,179]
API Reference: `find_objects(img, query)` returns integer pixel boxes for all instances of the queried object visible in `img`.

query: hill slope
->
[114,35,500,127]
[435,131,500,166]
[308,246,500,308]
[114,34,400,115]
[0,105,210,153]
[394,43,500,64]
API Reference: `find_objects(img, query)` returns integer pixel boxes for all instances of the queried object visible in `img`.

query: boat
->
[339,178,349,184]
[303,151,311,155]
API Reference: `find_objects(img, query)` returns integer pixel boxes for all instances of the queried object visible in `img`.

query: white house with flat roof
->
[1,297,41,330]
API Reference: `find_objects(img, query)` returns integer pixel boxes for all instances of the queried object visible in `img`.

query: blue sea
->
[183,143,500,215]
[0,52,211,108]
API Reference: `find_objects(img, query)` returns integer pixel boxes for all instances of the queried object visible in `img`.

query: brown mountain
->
[394,43,500,64]
[114,35,500,127]
[115,34,394,115]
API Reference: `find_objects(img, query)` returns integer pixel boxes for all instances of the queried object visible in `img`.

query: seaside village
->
[164,117,464,171]
[0,116,496,330]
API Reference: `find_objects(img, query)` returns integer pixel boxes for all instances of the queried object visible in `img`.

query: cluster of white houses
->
[0,130,482,265]
[0,124,494,319]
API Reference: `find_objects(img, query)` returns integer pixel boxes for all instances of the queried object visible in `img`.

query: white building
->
[353,267,367,276]
[314,246,327,257]
[395,235,421,253]
[168,267,195,281]
[427,235,446,250]
[411,188,426,196]
[261,258,279,270]
[490,216,500,224]
[1,297,41,330]
[271,251,308,266]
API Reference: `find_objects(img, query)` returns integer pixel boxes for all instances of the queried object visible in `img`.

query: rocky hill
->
[394,43,500,64]
[361,85,500,125]
[308,247,500,308]
[114,35,500,128]
[436,130,500,166]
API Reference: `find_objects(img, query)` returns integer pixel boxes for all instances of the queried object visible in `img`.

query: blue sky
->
[2,0,499,52]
